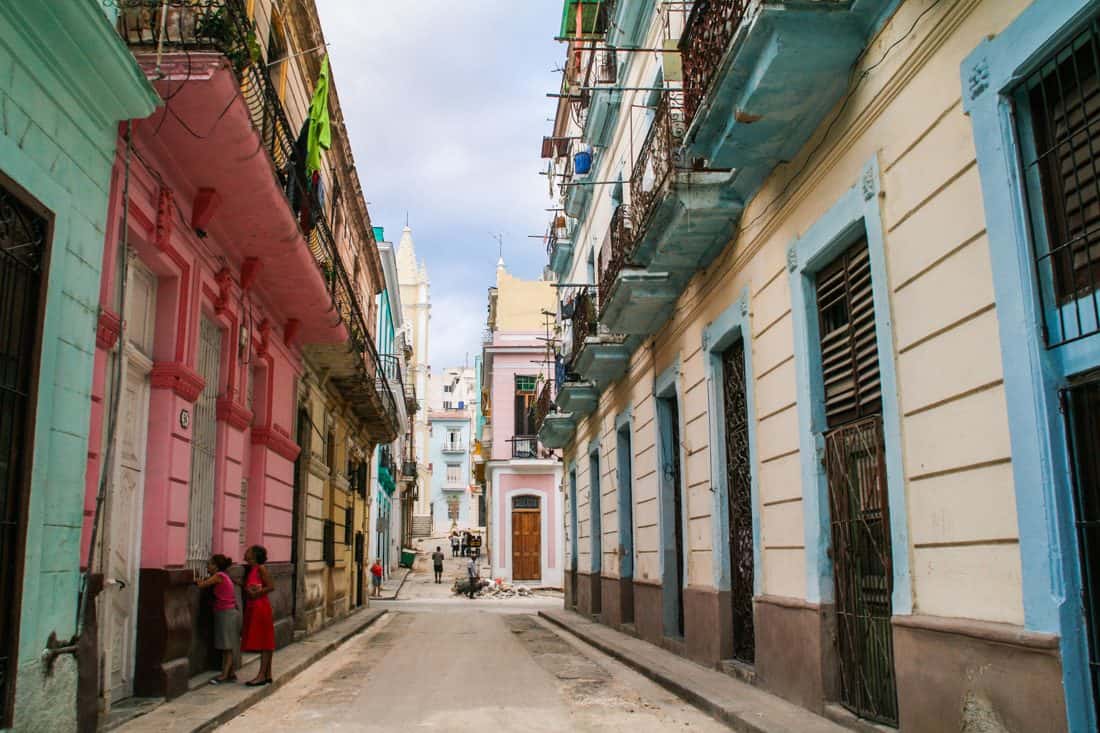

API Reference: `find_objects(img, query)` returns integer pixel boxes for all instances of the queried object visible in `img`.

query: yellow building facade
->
[538,0,1097,729]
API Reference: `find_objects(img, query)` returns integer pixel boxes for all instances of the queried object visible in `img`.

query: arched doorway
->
[511,495,541,582]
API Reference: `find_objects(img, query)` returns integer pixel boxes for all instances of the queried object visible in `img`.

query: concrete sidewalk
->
[540,609,848,733]
[111,607,387,732]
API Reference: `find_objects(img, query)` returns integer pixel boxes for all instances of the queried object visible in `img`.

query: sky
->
[314,0,563,369]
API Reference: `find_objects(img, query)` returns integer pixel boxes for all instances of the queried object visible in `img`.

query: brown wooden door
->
[512,510,541,581]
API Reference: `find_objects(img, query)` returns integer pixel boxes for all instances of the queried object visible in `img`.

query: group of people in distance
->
[449,529,481,559]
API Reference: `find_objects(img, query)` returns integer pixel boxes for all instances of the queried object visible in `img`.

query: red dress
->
[241,564,275,652]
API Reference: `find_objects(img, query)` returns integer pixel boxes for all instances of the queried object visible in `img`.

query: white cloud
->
[315,0,563,367]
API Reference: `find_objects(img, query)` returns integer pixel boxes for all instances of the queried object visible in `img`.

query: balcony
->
[510,436,539,460]
[534,380,577,451]
[680,0,892,193]
[116,1,400,441]
[441,439,466,454]
[547,219,575,279]
[565,286,630,387]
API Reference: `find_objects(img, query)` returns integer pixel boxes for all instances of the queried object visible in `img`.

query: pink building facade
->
[483,333,563,587]
[81,6,397,708]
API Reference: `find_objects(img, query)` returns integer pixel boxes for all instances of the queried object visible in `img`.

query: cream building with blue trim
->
[537,0,1100,729]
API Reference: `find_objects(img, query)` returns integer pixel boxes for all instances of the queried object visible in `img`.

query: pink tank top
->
[213,571,235,611]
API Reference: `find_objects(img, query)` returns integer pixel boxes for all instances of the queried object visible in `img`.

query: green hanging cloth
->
[306,55,331,175]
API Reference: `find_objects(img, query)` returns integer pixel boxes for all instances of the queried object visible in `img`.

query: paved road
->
[217,549,726,732]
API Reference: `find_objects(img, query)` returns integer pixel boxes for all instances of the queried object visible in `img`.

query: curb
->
[380,566,413,600]
[186,608,387,733]
[539,610,771,733]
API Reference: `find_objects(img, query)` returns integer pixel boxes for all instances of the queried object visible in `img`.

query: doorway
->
[720,338,755,664]
[657,389,685,639]
[511,495,541,581]
[101,262,157,704]
[816,240,897,724]
[616,420,634,624]
[569,469,578,606]
[0,184,48,725]
[588,448,602,615]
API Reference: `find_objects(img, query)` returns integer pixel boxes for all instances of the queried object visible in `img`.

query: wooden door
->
[511,507,541,581]
[102,263,156,704]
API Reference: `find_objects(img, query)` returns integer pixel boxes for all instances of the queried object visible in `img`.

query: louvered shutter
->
[816,239,882,428]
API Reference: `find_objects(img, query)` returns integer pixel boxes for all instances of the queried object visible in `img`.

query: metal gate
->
[816,239,897,725]
[1063,374,1100,712]
[0,186,47,725]
[721,338,755,664]
[186,316,221,575]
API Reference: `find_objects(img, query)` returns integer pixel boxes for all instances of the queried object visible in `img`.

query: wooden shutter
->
[816,239,881,428]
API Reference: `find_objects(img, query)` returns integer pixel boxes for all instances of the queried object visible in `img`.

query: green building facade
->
[0,3,156,730]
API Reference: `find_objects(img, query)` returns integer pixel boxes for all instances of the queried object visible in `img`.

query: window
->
[446,464,461,484]
[444,384,453,393]
[443,401,453,410]
[1019,21,1100,347]
[514,376,537,435]
[513,496,540,510]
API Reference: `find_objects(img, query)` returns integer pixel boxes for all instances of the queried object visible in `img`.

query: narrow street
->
[216,551,725,732]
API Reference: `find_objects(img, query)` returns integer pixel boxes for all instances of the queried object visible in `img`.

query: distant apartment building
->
[428,367,477,530]
[480,261,562,586]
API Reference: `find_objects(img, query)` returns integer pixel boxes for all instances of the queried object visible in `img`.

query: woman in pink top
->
[195,554,240,683]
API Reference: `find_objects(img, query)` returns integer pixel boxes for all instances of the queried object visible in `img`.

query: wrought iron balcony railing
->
[681,0,750,125]
[630,89,686,236]
[116,0,398,432]
[598,204,634,308]
[533,380,554,435]
[510,436,539,459]
[567,287,597,368]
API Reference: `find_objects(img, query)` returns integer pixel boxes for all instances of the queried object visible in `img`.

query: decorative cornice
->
[96,307,122,350]
[150,361,205,402]
[251,424,301,462]
[216,398,253,431]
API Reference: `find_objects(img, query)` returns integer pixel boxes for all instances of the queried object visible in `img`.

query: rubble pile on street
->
[449,577,535,599]
[477,582,534,599]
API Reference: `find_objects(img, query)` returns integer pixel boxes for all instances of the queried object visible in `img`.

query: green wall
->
[0,3,156,730]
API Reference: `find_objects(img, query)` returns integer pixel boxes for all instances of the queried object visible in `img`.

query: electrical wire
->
[77,122,134,634]
[738,0,945,235]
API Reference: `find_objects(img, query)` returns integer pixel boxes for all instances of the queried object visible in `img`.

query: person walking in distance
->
[450,531,460,558]
[241,545,275,686]
[432,546,445,584]
[370,558,384,597]
[466,555,479,599]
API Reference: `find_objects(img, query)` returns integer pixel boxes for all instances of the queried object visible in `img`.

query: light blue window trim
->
[787,156,910,614]
[655,360,686,635]
[589,439,603,574]
[962,3,1100,729]
[615,408,635,579]
[702,287,762,595]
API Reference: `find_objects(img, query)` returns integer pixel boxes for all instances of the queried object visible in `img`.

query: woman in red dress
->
[240,544,275,685]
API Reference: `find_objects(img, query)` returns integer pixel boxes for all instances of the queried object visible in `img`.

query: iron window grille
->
[323,518,335,567]
[1019,17,1100,348]
[513,496,540,510]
